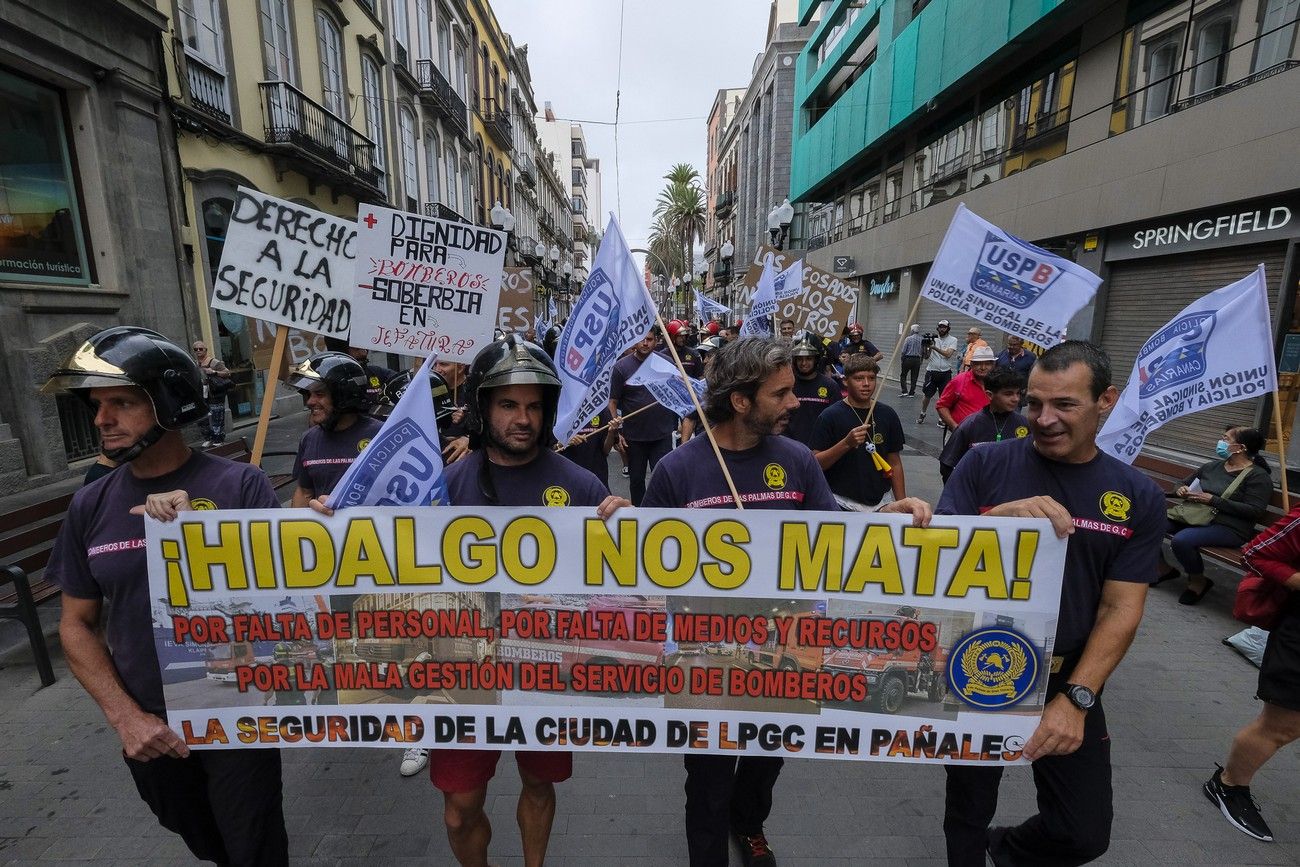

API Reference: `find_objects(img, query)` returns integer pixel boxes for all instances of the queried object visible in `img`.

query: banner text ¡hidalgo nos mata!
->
[147,508,1065,765]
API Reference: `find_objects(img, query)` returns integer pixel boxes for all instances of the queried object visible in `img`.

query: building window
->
[438,21,451,73]
[445,147,458,211]
[316,11,345,115]
[416,0,432,60]
[454,44,467,99]
[424,127,441,203]
[391,0,409,66]
[1192,14,1233,94]
[399,107,418,208]
[1255,0,1300,72]
[361,57,385,174]
[179,0,225,68]
[0,69,92,286]
[1143,38,1180,122]
[461,159,473,219]
[258,0,296,83]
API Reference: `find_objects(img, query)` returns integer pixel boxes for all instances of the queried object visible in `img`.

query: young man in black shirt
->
[938,365,1029,482]
[810,355,906,508]
[937,341,1164,866]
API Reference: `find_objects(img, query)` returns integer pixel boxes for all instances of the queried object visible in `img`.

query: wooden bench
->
[204,437,297,493]
[1134,453,1288,571]
[0,490,74,687]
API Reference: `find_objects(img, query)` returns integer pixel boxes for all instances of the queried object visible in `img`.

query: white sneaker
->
[400,747,429,776]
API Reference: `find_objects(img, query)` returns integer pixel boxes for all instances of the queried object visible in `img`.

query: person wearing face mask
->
[1156,427,1272,605]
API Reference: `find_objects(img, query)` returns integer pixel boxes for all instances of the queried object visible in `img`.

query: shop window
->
[0,69,92,286]
[1254,0,1300,72]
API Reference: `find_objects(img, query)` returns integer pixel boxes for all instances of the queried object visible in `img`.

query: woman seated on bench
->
[1157,427,1272,605]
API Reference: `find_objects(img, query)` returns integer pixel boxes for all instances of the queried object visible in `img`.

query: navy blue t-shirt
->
[785,373,841,446]
[46,451,280,714]
[560,413,612,489]
[293,415,385,495]
[809,401,905,507]
[445,449,609,508]
[643,434,837,510]
[938,407,1031,470]
[609,352,678,441]
[937,436,1165,654]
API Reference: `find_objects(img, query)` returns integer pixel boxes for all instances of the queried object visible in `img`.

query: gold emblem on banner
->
[959,639,1029,699]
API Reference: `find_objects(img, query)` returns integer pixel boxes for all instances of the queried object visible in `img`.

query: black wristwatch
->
[1063,683,1096,711]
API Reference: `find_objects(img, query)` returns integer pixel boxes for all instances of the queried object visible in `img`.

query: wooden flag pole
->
[653,308,745,509]
[1272,387,1292,511]
[250,324,288,467]
[553,402,657,451]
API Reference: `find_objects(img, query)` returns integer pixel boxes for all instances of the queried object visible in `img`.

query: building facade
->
[793,0,1300,460]
[704,2,814,306]
[703,88,745,299]
[1,0,192,490]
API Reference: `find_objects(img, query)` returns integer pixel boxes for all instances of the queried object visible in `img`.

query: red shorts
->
[429,749,572,793]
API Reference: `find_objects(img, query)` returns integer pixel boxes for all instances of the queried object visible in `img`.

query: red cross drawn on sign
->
[363,213,377,229]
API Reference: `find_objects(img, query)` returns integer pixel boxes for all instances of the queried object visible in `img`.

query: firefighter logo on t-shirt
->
[1099,491,1131,522]
[763,463,786,490]
[1015,426,1029,438]
[190,498,218,511]
[817,386,828,397]
[873,432,884,445]
[543,486,570,507]
[357,439,371,452]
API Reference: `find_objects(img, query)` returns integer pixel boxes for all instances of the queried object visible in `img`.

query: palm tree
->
[652,164,707,296]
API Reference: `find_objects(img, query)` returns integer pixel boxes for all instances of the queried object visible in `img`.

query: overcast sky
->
[491,0,770,258]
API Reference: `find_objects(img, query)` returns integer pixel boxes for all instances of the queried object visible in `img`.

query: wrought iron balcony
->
[516,153,536,188]
[259,81,379,190]
[482,101,513,151]
[184,55,231,124]
[714,189,736,218]
[423,201,470,224]
[415,60,469,143]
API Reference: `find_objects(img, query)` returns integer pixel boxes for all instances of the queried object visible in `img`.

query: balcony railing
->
[483,103,513,150]
[184,55,231,124]
[516,153,536,188]
[424,201,470,224]
[415,60,469,142]
[714,190,736,217]
[259,81,379,189]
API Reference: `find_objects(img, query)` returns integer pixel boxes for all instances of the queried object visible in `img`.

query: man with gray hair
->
[643,336,933,867]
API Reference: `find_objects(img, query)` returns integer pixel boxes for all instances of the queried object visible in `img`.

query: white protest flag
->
[552,214,657,443]
[695,292,729,321]
[740,257,779,337]
[533,312,547,336]
[921,203,1101,348]
[774,259,804,303]
[547,294,558,323]
[627,351,707,417]
[329,354,450,507]
[1097,265,1276,464]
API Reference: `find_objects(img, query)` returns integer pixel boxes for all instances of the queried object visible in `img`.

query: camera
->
[921,331,938,351]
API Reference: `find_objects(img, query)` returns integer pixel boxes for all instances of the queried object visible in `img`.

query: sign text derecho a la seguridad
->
[148,507,1066,764]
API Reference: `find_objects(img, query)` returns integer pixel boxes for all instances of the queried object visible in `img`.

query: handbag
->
[206,368,234,397]
[1166,464,1254,526]
[1234,572,1291,630]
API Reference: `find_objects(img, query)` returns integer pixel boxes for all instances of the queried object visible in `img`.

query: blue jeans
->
[200,401,226,443]
[1166,520,1245,575]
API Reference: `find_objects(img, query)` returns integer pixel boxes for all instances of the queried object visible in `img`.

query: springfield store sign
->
[1107,198,1297,261]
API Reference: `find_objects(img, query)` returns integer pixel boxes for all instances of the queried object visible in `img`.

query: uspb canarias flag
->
[552,214,657,444]
[695,292,729,321]
[330,354,449,507]
[627,351,706,417]
[1097,265,1276,464]
[921,203,1101,348]
[740,257,780,338]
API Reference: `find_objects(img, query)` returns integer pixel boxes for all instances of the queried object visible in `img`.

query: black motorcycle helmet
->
[463,335,561,450]
[42,326,207,463]
[377,367,455,421]
[286,352,373,431]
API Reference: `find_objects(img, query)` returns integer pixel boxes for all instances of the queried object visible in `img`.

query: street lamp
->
[533,240,548,263]
[767,198,794,250]
[490,201,515,233]
[549,245,561,268]
[719,239,735,310]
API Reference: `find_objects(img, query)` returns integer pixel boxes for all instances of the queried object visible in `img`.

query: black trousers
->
[626,436,672,506]
[125,748,288,866]
[900,356,921,394]
[683,754,783,867]
[943,681,1112,867]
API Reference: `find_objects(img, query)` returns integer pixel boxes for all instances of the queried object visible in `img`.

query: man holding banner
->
[937,342,1165,866]
[643,336,932,867]
[42,327,289,866]
[434,334,628,867]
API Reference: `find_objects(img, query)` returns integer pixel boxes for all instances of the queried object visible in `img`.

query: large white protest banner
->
[1097,265,1276,463]
[148,507,1065,765]
[628,351,706,417]
[330,354,449,508]
[552,214,657,443]
[921,203,1101,348]
[351,205,506,359]
[211,187,355,338]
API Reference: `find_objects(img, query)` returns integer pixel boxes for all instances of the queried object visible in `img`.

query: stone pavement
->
[1,401,1298,865]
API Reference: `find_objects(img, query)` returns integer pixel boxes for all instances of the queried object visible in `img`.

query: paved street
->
[1,402,1297,865]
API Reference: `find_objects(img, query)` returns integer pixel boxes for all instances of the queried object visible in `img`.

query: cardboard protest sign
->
[741,246,856,338]
[211,187,355,338]
[249,320,330,377]
[498,267,535,333]
[148,507,1065,764]
[351,205,506,360]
